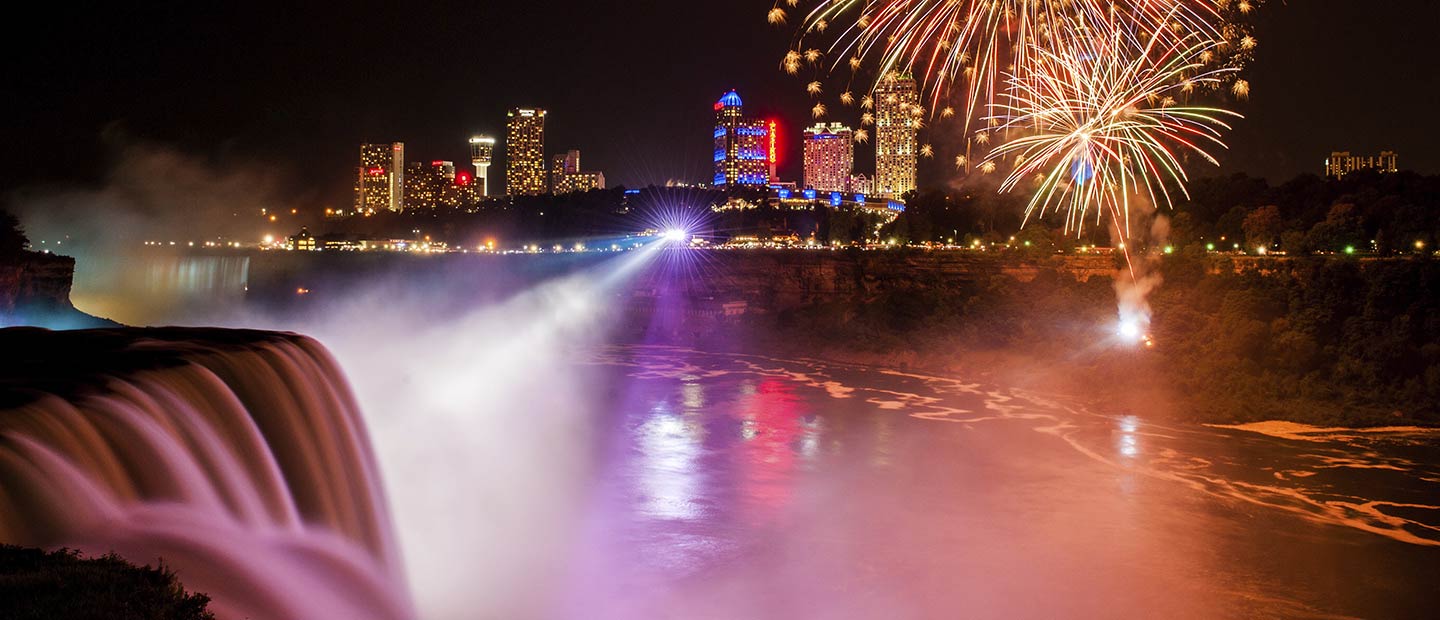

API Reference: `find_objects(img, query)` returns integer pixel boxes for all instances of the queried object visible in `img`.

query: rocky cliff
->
[0,252,112,327]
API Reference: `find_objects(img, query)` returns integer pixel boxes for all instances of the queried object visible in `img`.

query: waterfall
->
[0,327,413,619]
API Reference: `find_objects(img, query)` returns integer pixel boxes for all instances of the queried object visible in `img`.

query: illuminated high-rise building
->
[712,90,770,187]
[402,161,456,209]
[549,149,605,194]
[505,108,547,196]
[402,162,430,209]
[874,73,919,198]
[431,160,456,183]
[356,142,405,213]
[1325,151,1398,179]
[549,149,581,191]
[803,122,854,193]
[468,136,495,196]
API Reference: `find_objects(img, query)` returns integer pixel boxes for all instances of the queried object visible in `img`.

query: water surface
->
[562,346,1439,619]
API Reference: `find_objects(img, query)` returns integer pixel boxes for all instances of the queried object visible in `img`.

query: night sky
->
[3,0,1437,208]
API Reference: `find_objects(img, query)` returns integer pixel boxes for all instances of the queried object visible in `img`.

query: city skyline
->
[1,2,1437,206]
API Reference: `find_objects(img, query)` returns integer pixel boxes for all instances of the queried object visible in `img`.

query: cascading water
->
[0,327,413,619]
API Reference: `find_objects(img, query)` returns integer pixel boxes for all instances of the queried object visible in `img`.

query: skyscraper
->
[402,162,429,210]
[550,149,605,194]
[401,161,456,210]
[713,90,770,188]
[549,150,577,193]
[468,136,495,197]
[1325,151,1398,178]
[356,142,404,213]
[506,108,547,196]
[803,122,854,193]
[874,73,919,198]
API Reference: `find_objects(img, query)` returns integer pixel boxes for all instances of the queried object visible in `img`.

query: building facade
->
[713,90,770,188]
[468,136,495,197]
[356,142,405,213]
[803,122,854,193]
[403,161,460,209]
[506,108,547,196]
[549,149,605,194]
[874,73,919,198]
[847,173,873,196]
[1325,151,1398,179]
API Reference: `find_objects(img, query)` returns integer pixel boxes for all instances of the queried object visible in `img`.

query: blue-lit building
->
[713,90,770,188]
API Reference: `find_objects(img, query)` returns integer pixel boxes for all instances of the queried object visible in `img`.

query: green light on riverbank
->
[1163,246,1174,254]
[1344,246,1356,255]
[1205,243,1215,251]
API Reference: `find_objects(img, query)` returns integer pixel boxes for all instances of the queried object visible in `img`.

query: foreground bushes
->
[0,546,213,620]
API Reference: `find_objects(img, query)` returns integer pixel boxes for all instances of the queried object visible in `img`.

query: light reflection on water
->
[636,403,704,521]
[1118,414,1140,458]
[578,346,1440,620]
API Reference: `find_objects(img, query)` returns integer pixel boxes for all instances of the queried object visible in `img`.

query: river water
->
[558,346,1439,619]
[51,252,1440,618]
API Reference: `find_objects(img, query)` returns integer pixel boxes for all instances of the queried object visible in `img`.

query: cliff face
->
[629,250,1120,312]
[0,252,75,313]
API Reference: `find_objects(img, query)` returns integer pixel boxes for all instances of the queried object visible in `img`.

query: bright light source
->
[1118,320,1142,342]
[662,229,688,242]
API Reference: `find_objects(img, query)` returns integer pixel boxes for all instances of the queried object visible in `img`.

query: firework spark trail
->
[778,1,1230,129]
[984,10,1241,244]
[770,1,1260,345]
[979,7,1242,338]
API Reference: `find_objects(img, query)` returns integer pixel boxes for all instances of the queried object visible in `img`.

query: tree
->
[1215,205,1250,246]
[1280,230,1309,255]
[1242,205,1282,251]
[1167,211,1200,249]
[0,545,214,619]
[1305,202,1367,253]
[0,209,27,256]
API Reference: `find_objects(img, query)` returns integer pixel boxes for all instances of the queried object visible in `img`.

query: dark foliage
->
[770,254,1440,426]
[0,208,27,256]
[1147,256,1440,424]
[0,545,214,620]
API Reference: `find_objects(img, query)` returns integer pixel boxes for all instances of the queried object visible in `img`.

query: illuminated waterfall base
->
[0,328,412,620]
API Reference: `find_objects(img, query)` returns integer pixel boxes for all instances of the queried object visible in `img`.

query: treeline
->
[892,170,1440,254]
[1150,255,1440,424]
[0,208,26,257]
[765,251,1440,426]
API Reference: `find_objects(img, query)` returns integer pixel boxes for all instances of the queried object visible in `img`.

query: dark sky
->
[3,0,1437,207]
